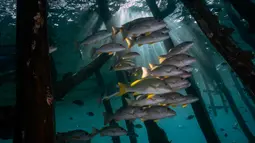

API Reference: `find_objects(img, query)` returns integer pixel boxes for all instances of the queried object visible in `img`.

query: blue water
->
[0,0,255,143]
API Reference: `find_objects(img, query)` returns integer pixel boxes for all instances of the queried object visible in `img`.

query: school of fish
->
[60,17,199,142]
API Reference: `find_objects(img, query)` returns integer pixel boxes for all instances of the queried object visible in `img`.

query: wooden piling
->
[14,0,55,142]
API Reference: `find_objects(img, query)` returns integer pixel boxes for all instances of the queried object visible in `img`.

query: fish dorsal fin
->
[130,79,142,87]
[148,63,157,70]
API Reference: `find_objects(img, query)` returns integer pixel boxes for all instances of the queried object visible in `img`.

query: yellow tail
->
[118,82,127,96]
[158,56,166,64]
[148,63,157,70]
[125,38,134,49]
[112,26,120,36]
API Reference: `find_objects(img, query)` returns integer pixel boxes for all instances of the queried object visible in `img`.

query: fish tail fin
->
[90,47,97,58]
[112,26,121,36]
[141,67,150,78]
[158,56,166,64]
[125,38,134,49]
[103,112,112,125]
[148,63,156,70]
[118,82,127,96]
[92,127,99,135]
[125,98,132,106]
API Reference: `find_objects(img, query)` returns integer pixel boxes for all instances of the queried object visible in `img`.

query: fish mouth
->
[190,59,197,63]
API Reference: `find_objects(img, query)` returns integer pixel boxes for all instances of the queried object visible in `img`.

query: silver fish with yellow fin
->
[141,65,187,79]
[103,106,147,125]
[76,30,112,47]
[90,43,126,58]
[117,77,173,96]
[125,94,165,107]
[125,31,169,48]
[141,106,176,122]
[158,41,193,63]
[159,54,196,67]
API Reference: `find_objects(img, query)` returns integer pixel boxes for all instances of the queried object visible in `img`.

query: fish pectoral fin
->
[140,118,145,122]
[171,104,177,108]
[153,120,159,122]
[164,76,169,78]
[145,32,151,36]
[182,104,188,108]
[148,42,155,45]
[146,94,155,99]
[108,52,113,55]
[131,79,142,87]
[138,44,143,47]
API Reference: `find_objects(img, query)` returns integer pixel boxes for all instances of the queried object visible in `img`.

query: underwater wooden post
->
[197,53,255,142]
[230,72,255,121]
[227,0,255,33]
[144,121,172,143]
[180,0,255,105]
[14,0,56,142]
[115,71,137,143]
[212,81,229,113]
[201,74,217,116]
[186,78,221,143]
[94,70,121,143]
[223,0,255,49]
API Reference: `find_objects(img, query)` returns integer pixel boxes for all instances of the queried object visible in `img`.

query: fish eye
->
[181,78,185,80]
